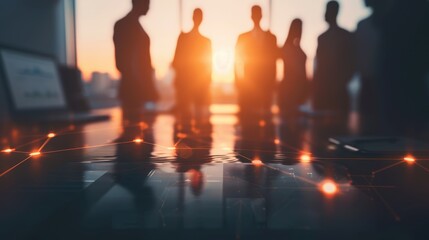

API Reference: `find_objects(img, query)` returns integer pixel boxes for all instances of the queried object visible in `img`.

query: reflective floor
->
[1,106,429,239]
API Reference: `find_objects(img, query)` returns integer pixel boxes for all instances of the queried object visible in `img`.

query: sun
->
[213,48,234,74]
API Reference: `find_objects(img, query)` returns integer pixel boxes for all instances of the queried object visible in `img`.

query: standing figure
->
[312,1,356,115]
[278,19,309,118]
[235,5,279,121]
[172,9,212,128]
[355,0,384,125]
[114,0,158,124]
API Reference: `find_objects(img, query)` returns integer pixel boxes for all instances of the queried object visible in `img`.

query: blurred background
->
[75,0,369,108]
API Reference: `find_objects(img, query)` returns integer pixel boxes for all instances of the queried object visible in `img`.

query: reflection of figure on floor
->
[234,121,276,163]
[278,19,309,118]
[114,0,158,125]
[278,120,309,163]
[313,1,356,116]
[173,125,212,197]
[235,5,279,122]
[114,116,156,219]
[172,9,212,129]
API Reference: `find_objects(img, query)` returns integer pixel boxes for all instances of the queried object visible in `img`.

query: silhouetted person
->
[313,1,356,115]
[379,0,429,126]
[172,9,212,128]
[356,0,429,134]
[278,19,309,118]
[114,119,156,222]
[114,0,158,124]
[355,0,384,126]
[235,5,279,122]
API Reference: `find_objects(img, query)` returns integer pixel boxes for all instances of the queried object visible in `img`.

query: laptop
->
[0,46,110,124]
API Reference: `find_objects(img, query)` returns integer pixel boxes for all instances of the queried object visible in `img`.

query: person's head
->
[286,18,303,46]
[251,5,262,26]
[193,8,203,29]
[325,1,339,25]
[132,0,150,16]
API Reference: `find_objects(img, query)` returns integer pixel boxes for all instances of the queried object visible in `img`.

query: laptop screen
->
[0,49,67,111]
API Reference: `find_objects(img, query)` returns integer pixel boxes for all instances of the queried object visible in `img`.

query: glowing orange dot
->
[133,138,143,144]
[139,122,148,129]
[259,120,266,127]
[29,152,41,157]
[404,155,416,164]
[321,180,338,196]
[176,133,187,139]
[2,148,15,153]
[274,139,280,145]
[300,154,312,163]
[252,159,263,166]
[47,133,56,138]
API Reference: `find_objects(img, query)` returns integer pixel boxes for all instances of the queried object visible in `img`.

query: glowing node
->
[274,139,280,145]
[252,159,263,166]
[176,133,187,139]
[47,133,56,138]
[259,120,266,127]
[2,148,15,153]
[29,152,41,157]
[320,180,338,196]
[300,153,312,163]
[139,122,148,129]
[404,155,416,164]
[168,147,176,150]
[133,138,144,144]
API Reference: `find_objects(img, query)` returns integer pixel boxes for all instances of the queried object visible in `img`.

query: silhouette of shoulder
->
[318,26,353,42]
[237,30,252,43]
[114,15,132,32]
[178,31,211,45]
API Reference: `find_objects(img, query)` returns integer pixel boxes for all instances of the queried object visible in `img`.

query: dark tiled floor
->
[1,107,429,239]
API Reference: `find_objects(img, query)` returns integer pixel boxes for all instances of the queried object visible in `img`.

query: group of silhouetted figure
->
[114,0,429,133]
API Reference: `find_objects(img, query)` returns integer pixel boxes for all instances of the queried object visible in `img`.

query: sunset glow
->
[77,0,370,83]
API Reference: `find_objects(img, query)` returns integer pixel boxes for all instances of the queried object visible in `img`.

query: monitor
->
[0,48,67,111]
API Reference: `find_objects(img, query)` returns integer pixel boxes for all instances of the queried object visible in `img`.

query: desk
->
[1,107,429,239]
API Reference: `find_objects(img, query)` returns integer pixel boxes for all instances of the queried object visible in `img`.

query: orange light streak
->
[2,148,15,153]
[404,155,416,164]
[29,152,41,157]
[47,133,56,138]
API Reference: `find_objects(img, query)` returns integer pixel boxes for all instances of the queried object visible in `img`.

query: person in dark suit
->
[235,5,279,122]
[278,19,309,118]
[312,1,356,116]
[114,0,158,124]
[172,8,212,129]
